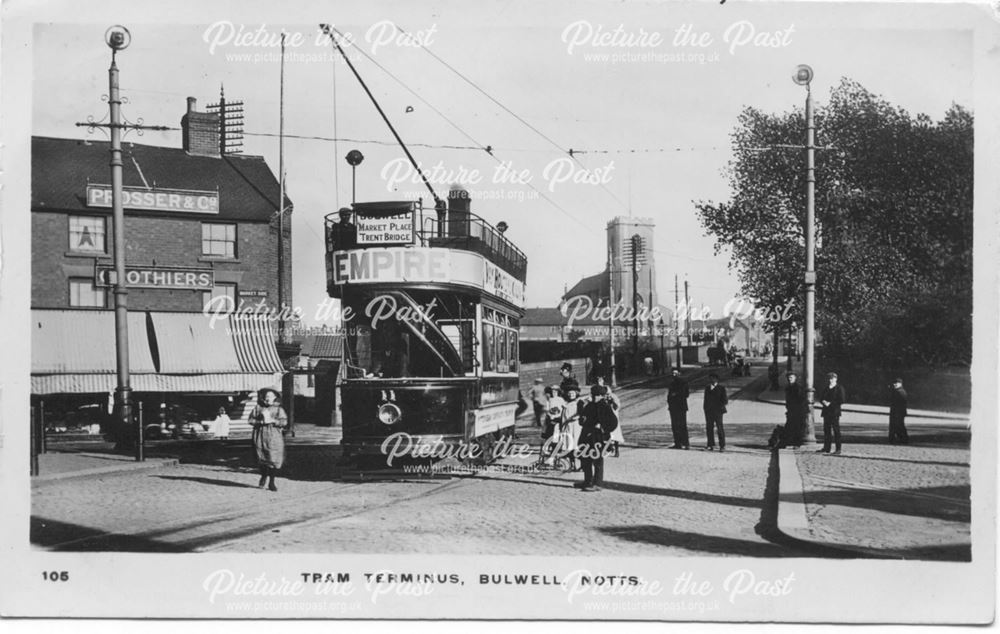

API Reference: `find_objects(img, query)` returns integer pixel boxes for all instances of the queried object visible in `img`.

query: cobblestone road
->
[31,370,971,559]
[32,373,803,556]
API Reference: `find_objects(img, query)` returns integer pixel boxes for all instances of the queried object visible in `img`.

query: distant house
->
[290,332,345,398]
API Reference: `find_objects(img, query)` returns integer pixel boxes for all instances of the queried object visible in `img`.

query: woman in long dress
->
[250,387,287,491]
[560,386,583,471]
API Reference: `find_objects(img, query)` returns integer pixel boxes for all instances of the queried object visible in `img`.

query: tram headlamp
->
[377,402,402,425]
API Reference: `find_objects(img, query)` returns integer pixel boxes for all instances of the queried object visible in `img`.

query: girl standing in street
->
[250,387,287,491]
[540,385,565,467]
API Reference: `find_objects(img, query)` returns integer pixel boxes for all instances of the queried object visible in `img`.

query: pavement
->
[28,363,971,558]
[757,384,971,560]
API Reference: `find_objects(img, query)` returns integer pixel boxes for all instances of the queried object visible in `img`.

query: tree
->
[696,79,972,367]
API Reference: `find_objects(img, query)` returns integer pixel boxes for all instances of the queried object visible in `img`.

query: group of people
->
[530,362,622,491]
[774,370,909,452]
[667,366,909,453]
[667,370,730,451]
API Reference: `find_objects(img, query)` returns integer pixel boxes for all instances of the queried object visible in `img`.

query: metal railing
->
[419,215,527,283]
[324,207,528,283]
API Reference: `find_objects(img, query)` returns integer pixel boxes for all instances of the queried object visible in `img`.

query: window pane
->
[482,323,494,372]
[204,283,237,309]
[202,223,235,257]
[69,216,106,253]
[69,279,104,307]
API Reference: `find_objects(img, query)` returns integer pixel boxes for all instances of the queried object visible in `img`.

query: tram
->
[325,191,528,466]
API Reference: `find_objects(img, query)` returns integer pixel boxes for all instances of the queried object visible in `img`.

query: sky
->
[28,1,977,326]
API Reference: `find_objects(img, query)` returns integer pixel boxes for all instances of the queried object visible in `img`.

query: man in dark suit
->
[703,373,728,451]
[888,378,909,444]
[574,385,617,492]
[819,371,846,454]
[667,369,690,449]
[783,371,808,447]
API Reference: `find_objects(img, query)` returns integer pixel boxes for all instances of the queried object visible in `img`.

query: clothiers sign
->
[86,185,220,214]
[330,247,526,305]
[95,265,214,290]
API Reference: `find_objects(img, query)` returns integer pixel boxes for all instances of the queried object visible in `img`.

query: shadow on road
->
[598,524,792,557]
[152,474,261,489]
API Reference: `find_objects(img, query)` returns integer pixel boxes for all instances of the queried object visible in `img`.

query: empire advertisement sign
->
[330,247,525,305]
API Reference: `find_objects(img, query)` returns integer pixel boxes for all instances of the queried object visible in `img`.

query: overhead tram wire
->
[392,22,631,214]
[319,23,443,206]
[320,24,591,232]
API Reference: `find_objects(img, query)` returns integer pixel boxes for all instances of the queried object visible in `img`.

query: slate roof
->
[32,136,291,221]
[562,271,609,301]
[300,334,344,359]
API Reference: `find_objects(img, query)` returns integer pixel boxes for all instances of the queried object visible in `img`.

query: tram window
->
[508,330,518,372]
[482,323,495,372]
[441,320,475,373]
[498,329,508,371]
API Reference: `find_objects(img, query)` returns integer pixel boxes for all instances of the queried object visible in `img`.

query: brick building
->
[32,97,291,312]
[30,98,291,431]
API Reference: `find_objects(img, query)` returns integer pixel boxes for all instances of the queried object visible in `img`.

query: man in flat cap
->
[819,372,846,454]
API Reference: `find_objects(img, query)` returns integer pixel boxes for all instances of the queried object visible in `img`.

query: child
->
[541,386,565,467]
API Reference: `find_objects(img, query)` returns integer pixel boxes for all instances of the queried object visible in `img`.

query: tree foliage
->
[696,79,972,367]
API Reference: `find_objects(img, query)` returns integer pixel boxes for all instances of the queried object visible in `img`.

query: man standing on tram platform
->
[329,207,357,250]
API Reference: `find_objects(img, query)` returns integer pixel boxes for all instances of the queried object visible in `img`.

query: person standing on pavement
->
[530,378,547,428]
[703,373,728,451]
[888,378,909,444]
[250,387,288,491]
[667,368,690,449]
[575,385,617,491]
[595,375,624,456]
[782,371,807,447]
[213,406,231,441]
[818,372,846,454]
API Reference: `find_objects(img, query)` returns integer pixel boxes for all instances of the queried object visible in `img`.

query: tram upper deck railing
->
[325,198,527,284]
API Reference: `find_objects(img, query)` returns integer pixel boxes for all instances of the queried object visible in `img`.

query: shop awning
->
[149,312,243,373]
[229,314,285,373]
[31,310,285,395]
[31,310,158,394]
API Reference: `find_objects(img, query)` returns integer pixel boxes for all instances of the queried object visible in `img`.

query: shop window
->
[202,223,236,258]
[69,278,106,308]
[69,216,107,253]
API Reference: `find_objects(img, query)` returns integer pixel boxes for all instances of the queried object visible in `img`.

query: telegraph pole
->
[684,279,691,343]
[75,27,169,459]
[631,234,640,354]
[277,33,287,345]
[674,275,681,369]
[107,32,131,451]
[794,64,818,445]
[608,247,617,388]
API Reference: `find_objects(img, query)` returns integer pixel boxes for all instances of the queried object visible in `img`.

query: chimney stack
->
[181,96,220,157]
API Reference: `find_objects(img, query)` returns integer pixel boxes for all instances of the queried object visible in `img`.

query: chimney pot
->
[187,97,197,113]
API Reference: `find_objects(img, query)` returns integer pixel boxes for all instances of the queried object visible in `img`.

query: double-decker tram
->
[325,192,528,468]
